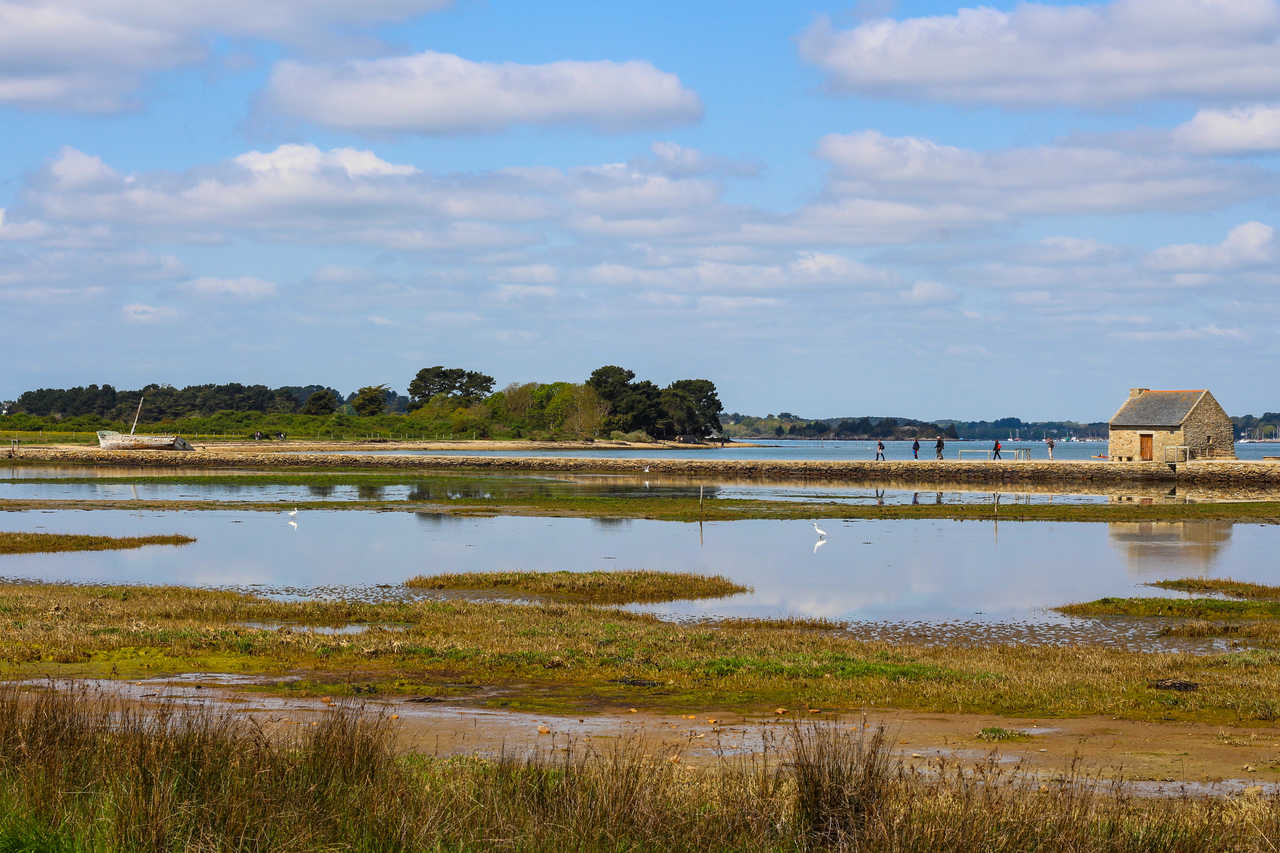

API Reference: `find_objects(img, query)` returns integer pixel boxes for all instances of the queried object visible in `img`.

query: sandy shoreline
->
[9,443,1280,488]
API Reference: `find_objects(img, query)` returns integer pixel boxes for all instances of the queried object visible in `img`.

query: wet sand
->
[35,673,1280,793]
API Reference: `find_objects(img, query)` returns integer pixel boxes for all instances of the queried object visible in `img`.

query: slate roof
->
[1109,390,1206,428]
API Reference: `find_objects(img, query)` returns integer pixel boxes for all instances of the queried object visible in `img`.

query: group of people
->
[873,436,1056,461]
[874,436,948,460]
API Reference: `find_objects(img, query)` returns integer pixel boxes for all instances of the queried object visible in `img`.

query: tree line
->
[723,413,958,440]
[2,365,724,442]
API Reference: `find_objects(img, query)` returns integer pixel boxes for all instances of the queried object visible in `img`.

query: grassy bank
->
[6,493,1280,524]
[1150,579,1280,600]
[1058,598,1280,619]
[1,686,1276,852]
[1062,580,1280,649]
[4,581,1280,724]
[0,532,195,555]
[405,570,748,604]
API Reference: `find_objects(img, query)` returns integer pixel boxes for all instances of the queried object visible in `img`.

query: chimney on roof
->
[1129,387,1149,399]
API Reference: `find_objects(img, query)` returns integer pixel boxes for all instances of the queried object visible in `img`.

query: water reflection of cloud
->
[8,510,1279,624]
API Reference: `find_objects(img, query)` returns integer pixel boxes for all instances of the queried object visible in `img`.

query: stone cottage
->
[1108,388,1235,461]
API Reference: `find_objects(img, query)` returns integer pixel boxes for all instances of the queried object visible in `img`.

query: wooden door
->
[1140,434,1153,461]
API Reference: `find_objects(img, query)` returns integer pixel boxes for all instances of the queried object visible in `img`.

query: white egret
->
[287,508,298,517]
[812,522,828,538]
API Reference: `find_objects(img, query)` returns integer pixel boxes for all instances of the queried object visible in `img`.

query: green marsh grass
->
[404,570,748,604]
[1057,598,1280,620]
[0,532,195,555]
[1061,580,1280,648]
[6,582,1280,723]
[0,686,1275,851]
[1150,579,1280,601]
[977,726,1031,742]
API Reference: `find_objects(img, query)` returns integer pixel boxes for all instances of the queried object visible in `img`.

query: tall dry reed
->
[0,685,1276,851]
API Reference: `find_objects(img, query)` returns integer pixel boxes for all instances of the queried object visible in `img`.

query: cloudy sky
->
[2,0,1277,420]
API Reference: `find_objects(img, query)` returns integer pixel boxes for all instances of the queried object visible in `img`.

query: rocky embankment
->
[10,445,1280,488]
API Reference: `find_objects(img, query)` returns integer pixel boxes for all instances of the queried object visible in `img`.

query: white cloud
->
[0,0,451,112]
[583,252,895,293]
[1146,222,1276,271]
[0,209,49,241]
[816,130,1256,215]
[495,284,557,301]
[697,295,780,312]
[798,0,1280,107]
[181,276,278,299]
[23,144,548,248]
[1116,324,1247,341]
[233,145,418,178]
[1173,105,1280,154]
[122,303,178,323]
[492,264,558,284]
[901,280,957,305]
[0,285,104,304]
[262,51,702,133]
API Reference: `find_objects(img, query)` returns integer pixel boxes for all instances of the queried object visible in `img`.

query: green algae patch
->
[1057,597,1280,620]
[405,570,747,604]
[1149,578,1280,601]
[0,532,195,555]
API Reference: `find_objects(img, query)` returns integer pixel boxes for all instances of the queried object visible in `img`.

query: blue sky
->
[2,0,1278,421]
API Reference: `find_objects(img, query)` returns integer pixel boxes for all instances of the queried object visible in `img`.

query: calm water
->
[0,468,1112,506]
[0,509,1268,630]
[288,438,1280,462]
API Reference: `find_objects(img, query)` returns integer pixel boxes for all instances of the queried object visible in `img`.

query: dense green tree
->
[408,367,494,406]
[301,390,339,415]
[667,378,723,435]
[586,366,635,406]
[352,385,389,417]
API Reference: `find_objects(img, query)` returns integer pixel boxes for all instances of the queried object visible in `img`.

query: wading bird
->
[812,522,828,538]
[288,508,298,517]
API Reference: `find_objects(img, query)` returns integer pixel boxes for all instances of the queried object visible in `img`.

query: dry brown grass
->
[0,685,1276,851]
[0,531,195,554]
[405,569,748,603]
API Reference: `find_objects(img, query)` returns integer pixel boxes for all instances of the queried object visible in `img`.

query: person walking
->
[912,438,920,459]
[875,439,886,461]
[992,439,1002,460]
[935,435,945,460]
[1047,437,1055,461]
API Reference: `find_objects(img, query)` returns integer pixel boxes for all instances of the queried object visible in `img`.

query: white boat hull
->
[97,431,194,451]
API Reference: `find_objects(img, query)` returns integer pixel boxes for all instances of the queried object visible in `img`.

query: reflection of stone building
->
[1107,521,1234,574]
[1108,388,1235,462]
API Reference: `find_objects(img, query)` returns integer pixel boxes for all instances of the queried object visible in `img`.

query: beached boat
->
[96,397,194,451]
[96,431,193,451]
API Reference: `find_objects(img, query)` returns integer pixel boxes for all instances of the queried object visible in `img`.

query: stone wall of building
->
[1109,427,1181,462]
[1183,395,1237,458]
